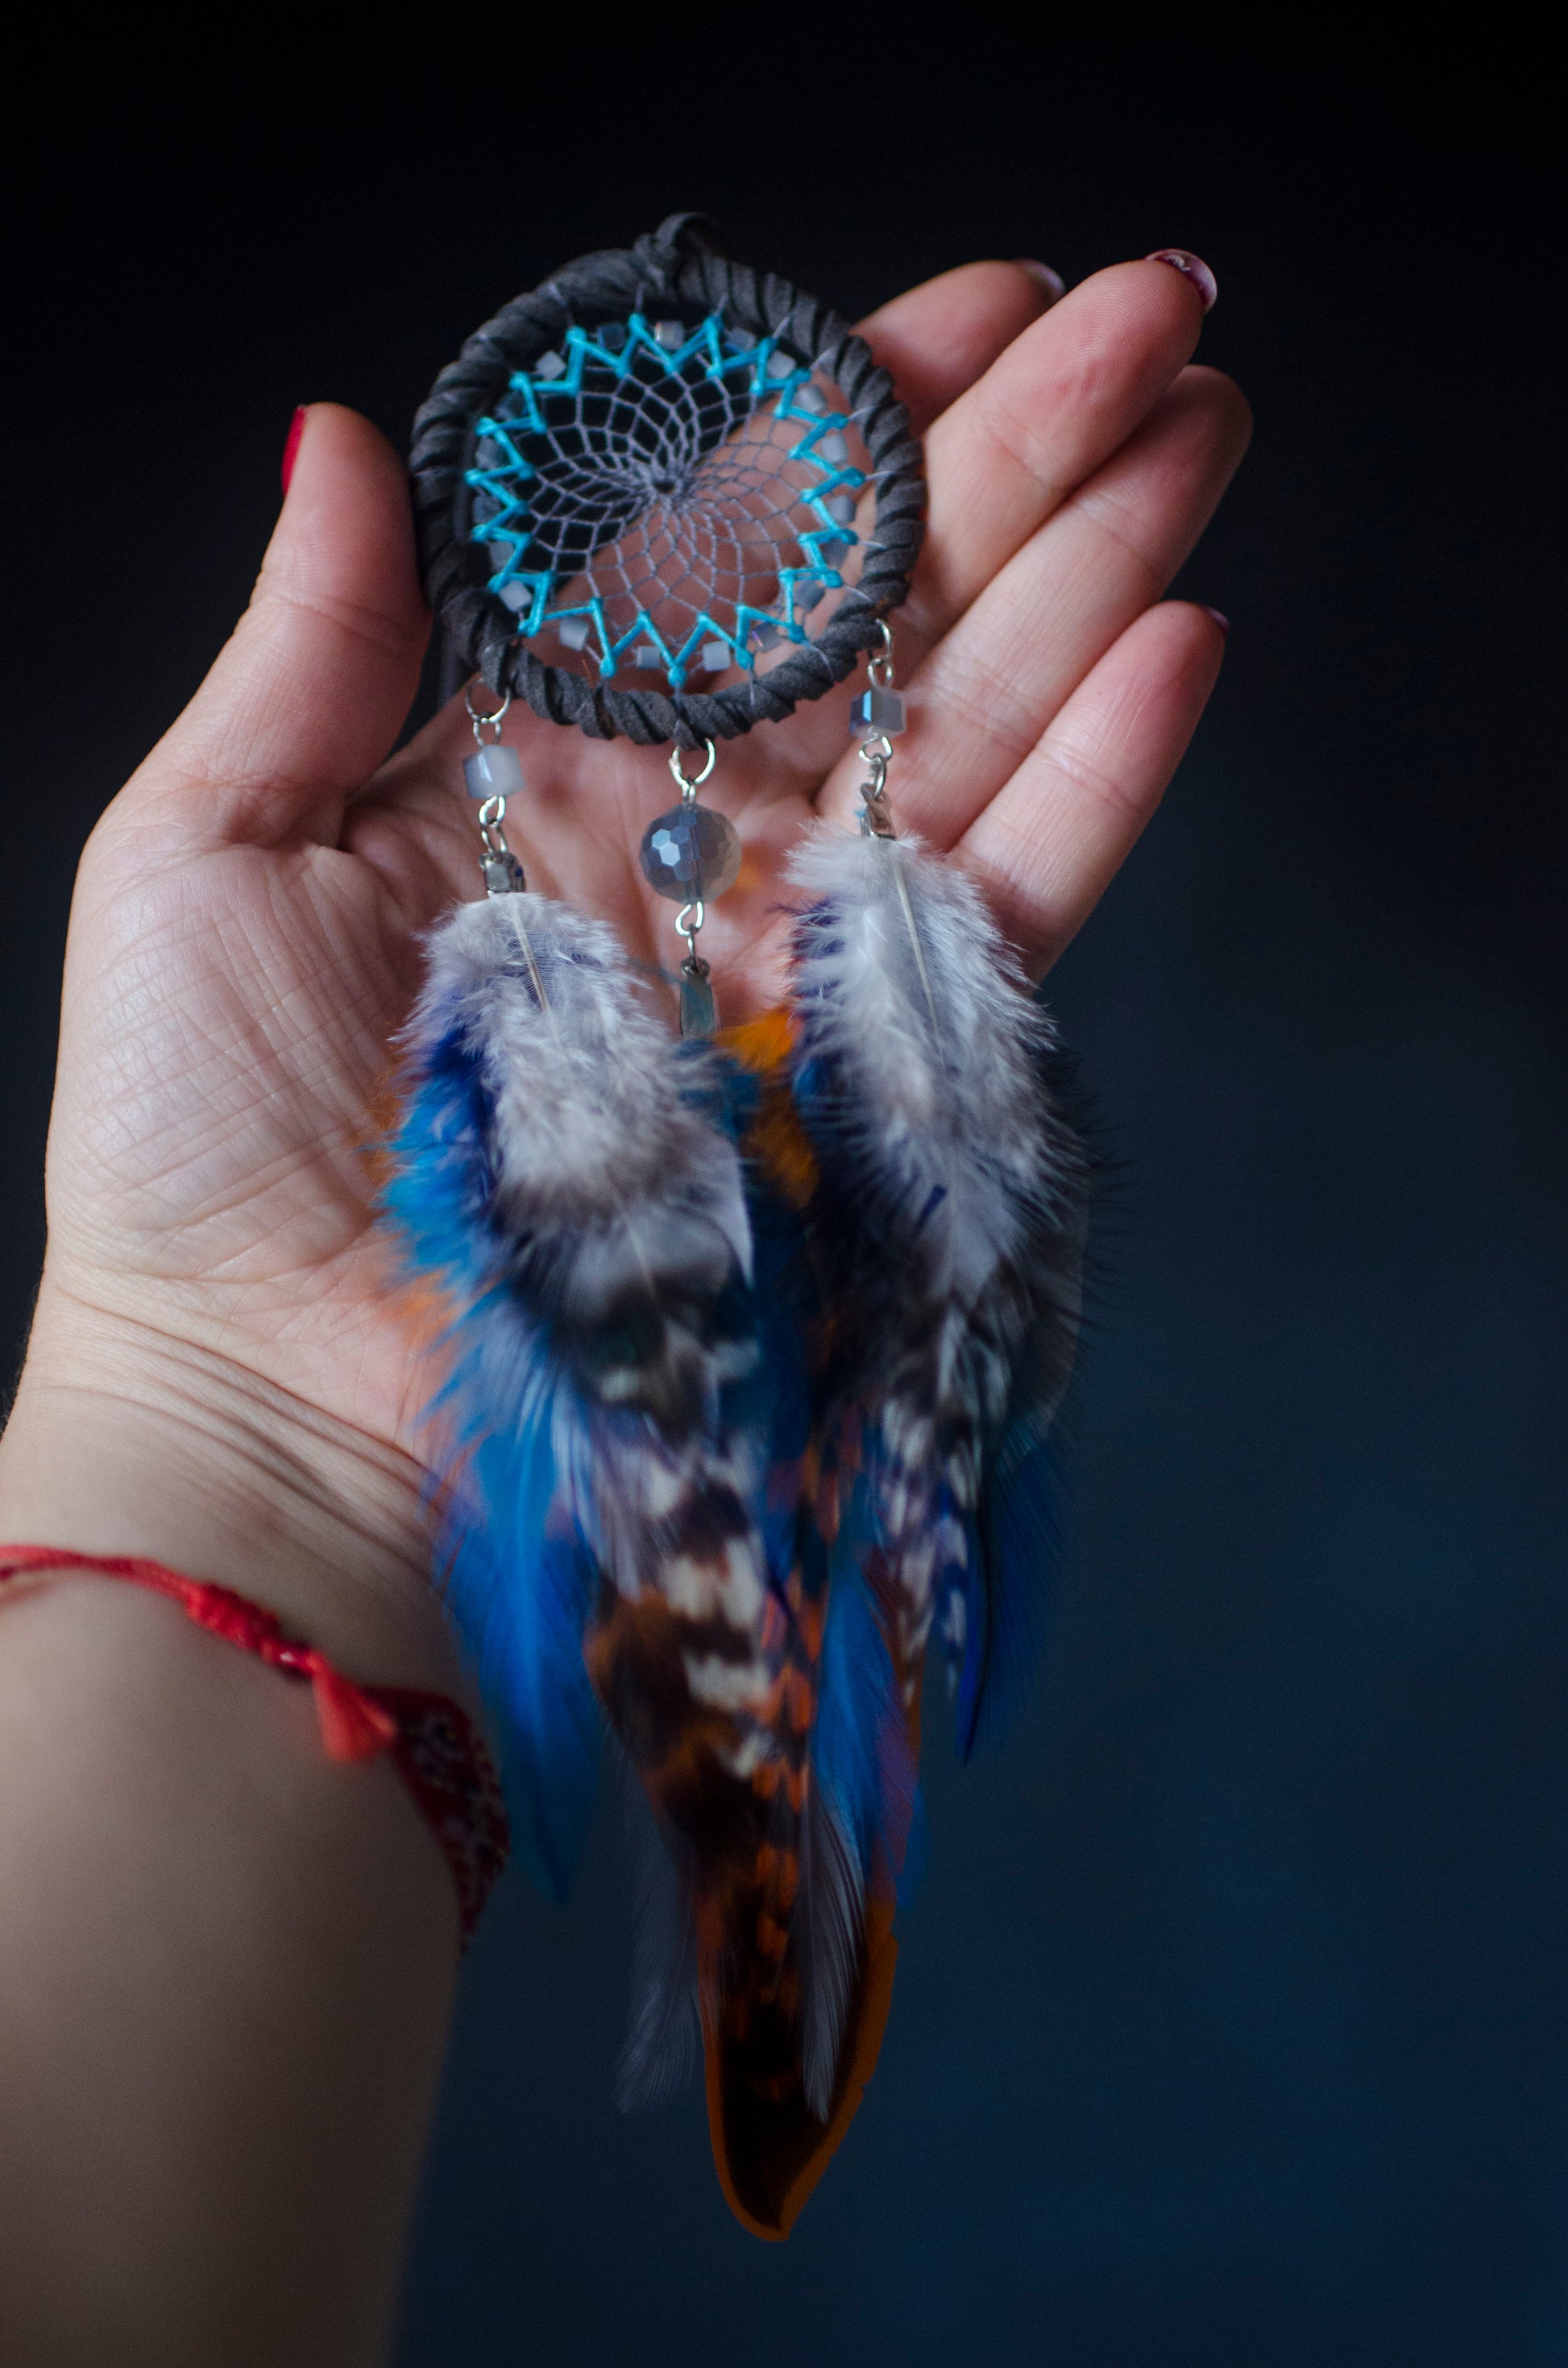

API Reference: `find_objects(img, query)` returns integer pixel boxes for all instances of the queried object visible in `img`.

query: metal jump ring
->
[675,899,706,942]
[868,617,895,688]
[466,682,513,745]
[668,739,717,802]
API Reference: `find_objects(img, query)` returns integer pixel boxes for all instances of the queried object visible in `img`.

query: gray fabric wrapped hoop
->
[409,213,926,748]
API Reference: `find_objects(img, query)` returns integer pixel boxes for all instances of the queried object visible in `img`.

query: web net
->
[465,310,873,694]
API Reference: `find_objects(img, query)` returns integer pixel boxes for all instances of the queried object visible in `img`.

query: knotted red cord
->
[0,1545,509,1942]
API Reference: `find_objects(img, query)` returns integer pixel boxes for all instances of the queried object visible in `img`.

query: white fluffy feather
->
[417,894,751,1277]
[787,823,1087,1701]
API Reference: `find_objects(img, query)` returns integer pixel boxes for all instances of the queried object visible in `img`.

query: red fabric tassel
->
[308,1661,400,1762]
[0,1543,509,1942]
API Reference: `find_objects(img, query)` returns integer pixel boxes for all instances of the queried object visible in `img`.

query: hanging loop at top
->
[668,739,717,803]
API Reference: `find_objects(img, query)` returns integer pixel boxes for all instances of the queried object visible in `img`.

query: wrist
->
[0,1286,462,1697]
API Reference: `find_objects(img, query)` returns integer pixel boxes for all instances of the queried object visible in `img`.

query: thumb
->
[122,404,430,850]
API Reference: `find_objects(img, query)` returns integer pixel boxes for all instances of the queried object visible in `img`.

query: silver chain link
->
[859,621,898,839]
[667,741,717,967]
[465,682,525,894]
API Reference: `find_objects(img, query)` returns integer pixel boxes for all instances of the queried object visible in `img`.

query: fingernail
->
[1146,249,1217,312]
[1016,259,1067,304]
[1202,605,1230,635]
[281,405,306,494]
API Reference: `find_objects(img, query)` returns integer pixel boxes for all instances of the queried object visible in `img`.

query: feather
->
[384,897,863,2235]
[382,886,773,1847]
[616,1770,700,2112]
[681,821,1093,2225]
[786,821,1088,1752]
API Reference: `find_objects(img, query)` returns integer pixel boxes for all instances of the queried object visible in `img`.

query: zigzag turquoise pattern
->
[463,311,867,692]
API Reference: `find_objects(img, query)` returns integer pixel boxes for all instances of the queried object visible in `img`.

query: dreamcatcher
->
[385,214,1087,2237]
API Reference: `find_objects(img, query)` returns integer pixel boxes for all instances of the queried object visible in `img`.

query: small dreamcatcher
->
[411,209,921,740]
[386,214,1087,2237]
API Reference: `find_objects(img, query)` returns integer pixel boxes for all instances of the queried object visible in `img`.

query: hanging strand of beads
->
[463,683,526,895]
[850,620,939,1024]
[851,620,906,838]
[637,740,740,1037]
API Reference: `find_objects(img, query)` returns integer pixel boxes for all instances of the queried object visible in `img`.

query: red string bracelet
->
[0,1545,509,1945]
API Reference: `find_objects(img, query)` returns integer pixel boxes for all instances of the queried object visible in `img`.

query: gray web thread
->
[466,314,865,693]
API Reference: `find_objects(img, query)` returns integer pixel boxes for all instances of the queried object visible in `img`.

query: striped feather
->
[384,896,873,2235]
[786,820,1087,1913]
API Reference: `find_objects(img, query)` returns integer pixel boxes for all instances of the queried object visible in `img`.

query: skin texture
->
[0,253,1248,2362]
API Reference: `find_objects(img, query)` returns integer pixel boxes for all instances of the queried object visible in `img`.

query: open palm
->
[39,255,1248,1473]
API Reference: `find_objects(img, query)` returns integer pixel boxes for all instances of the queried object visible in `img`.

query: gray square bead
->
[464,743,525,800]
[534,350,566,380]
[851,687,906,736]
[558,616,591,651]
[653,320,685,349]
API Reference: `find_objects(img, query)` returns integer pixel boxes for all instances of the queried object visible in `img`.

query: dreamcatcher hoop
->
[410,213,926,747]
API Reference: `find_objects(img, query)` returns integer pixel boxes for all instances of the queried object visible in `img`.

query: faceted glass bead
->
[639,803,742,901]
[851,685,906,736]
[463,742,525,800]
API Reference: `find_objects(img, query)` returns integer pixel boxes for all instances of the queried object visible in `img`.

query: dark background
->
[5,33,1564,2367]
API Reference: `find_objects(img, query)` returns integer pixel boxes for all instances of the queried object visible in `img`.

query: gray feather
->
[787,825,1088,1693]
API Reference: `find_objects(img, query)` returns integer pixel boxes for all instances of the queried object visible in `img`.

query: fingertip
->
[262,403,427,646]
[1140,599,1231,725]
[1014,259,1067,304]
[1144,249,1218,313]
[281,404,307,494]
[130,404,431,846]
[1176,364,1255,463]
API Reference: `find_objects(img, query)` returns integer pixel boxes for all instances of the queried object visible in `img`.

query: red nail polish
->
[281,405,306,494]
[1202,605,1230,635]
[1146,249,1218,313]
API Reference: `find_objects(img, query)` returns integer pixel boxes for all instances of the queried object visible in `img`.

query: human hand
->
[0,252,1248,1672]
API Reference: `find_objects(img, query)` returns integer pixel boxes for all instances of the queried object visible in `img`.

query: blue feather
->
[955,1419,1068,1763]
[384,1019,604,1896]
[813,1494,904,1884]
